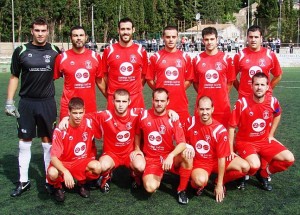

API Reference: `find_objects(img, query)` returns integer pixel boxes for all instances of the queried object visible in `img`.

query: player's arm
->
[96,77,107,98]
[7,75,19,101]
[141,74,146,86]
[270,75,282,90]
[146,79,156,90]
[227,81,234,93]
[163,142,186,171]
[130,133,144,161]
[268,114,281,142]
[51,156,75,189]
[215,157,226,202]
[193,81,199,92]
[184,80,192,90]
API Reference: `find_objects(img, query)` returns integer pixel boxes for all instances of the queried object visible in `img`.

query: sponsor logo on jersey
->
[148,131,162,146]
[252,118,266,132]
[130,55,137,63]
[69,136,73,140]
[75,69,90,83]
[248,66,262,78]
[147,122,151,126]
[85,60,92,69]
[176,59,182,68]
[44,55,51,63]
[162,60,167,64]
[202,63,206,67]
[165,66,179,80]
[28,53,32,57]
[21,129,27,134]
[74,142,86,156]
[116,131,130,143]
[116,55,120,59]
[246,59,250,63]
[70,61,75,65]
[249,111,253,116]
[195,140,210,154]
[205,70,219,83]
[194,131,198,135]
[119,62,134,76]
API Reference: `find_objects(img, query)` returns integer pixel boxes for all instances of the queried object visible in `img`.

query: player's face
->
[114,94,130,116]
[118,22,135,44]
[31,24,49,46]
[203,34,218,52]
[198,99,214,124]
[252,77,269,99]
[247,30,262,51]
[163,29,178,51]
[69,108,85,126]
[153,92,169,115]
[71,29,87,49]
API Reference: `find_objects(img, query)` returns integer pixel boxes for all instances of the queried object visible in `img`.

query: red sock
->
[248,167,259,176]
[268,160,294,175]
[48,175,63,189]
[177,167,192,192]
[86,171,99,180]
[223,170,246,184]
[260,158,268,170]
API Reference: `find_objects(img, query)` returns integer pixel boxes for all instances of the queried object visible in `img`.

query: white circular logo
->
[116,130,130,143]
[195,140,210,154]
[252,118,266,132]
[148,131,162,146]
[205,70,219,83]
[248,66,262,78]
[74,142,87,156]
[75,69,90,83]
[165,66,179,81]
[119,62,134,76]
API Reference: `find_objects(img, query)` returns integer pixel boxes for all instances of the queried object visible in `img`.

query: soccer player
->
[5,17,60,197]
[54,26,105,119]
[233,25,282,98]
[139,88,192,205]
[102,17,148,110]
[192,27,235,128]
[146,26,193,124]
[228,73,295,191]
[47,97,101,202]
[184,96,249,202]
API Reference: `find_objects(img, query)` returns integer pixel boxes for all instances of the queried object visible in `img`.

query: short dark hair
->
[247,25,263,37]
[69,26,86,37]
[113,89,130,100]
[252,72,269,84]
[198,96,214,108]
[31,17,48,29]
[152,88,169,99]
[118,17,134,28]
[68,97,84,111]
[163,26,178,36]
[202,27,218,38]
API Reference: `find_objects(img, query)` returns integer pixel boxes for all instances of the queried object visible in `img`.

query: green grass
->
[0,68,299,215]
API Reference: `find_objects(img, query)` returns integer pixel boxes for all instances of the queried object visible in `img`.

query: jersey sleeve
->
[272,97,282,117]
[96,53,103,78]
[51,128,64,158]
[173,120,186,144]
[233,53,240,77]
[184,54,194,81]
[53,54,63,80]
[145,54,156,80]
[215,126,231,158]
[10,46,22,78]
[192,56,199,83]
[141,48,148,76]
[270,52,282,77]
[226,55,236,82]
[101,46,109,75]
[228,99,242,128]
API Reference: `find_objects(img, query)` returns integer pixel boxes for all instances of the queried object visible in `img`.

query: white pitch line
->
[280,81,300,83]
[277,86,300,89]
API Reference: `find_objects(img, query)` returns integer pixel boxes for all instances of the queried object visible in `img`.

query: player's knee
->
[192,175,207,187]
[284,151,295,163]
[101,161,113,172]
[144,180,159,193]
[47,167,59,180]
[240,160,250,173]
[88,160,102,174]
[133,162,146,173]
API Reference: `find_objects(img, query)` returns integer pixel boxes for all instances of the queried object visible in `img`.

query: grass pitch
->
[0,68,299,215]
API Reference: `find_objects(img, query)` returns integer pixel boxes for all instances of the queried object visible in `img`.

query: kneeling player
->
[47,97,101,202]
[184,96,249,202]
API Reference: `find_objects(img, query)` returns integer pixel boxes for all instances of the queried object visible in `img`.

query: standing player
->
[184,96,249,202]
[228,73,294,191]
[102,17,148,110]
[139,88,192,205]
[193,27,235,127]
[5,17,60,197]
[54,26,105,119]
[146,26,193,124]
[233,25,282,98]
[47,97,101,202]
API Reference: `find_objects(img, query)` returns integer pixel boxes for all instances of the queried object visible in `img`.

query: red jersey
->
[234,47,282,97]
[102,43,148,96]
[185,117,230,164]
[228,95,281,142]
[193,51,235,114]
[51,117,97,162]
[92,108,142,157]
[139,109,186,159]
[146,49,193,113]
[54,49,102,118]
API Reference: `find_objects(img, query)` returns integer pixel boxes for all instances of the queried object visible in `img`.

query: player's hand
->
[214,184,225,203]
[130,150,144,161]
[58,116,70,130]
[226,152,237,162]
[183,144,195,159]
[5,100,20,118]
[268,136,278,144]
[168,110,179,122]
[162,154,174,171]
[63,170,75,189]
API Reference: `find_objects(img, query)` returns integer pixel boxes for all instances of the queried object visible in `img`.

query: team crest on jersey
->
[147,122,152,126]
[162,60,167,64]
[126,122,132,130]
[28,53,32,57]
[85,60,92,69]
[43,55,51,63]
[70,61,75,65]
[263,110,269,119]
[159,125,166,134]
[259,59,266,67]
[215,62,222,70]
[69,136,73,140]
[116,55,120,59]
[176,59,182,68]
[130,55,137,63]
[205,135,211,142]
[82,132,88,141]
[202,63,206,67]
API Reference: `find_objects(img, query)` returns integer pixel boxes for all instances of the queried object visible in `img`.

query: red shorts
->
[193,158,232,175]
[48,157,96,181]
[235,139,287,163]
[143,156,179,179]
[101,151,131,169]
[107,92,145,110]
